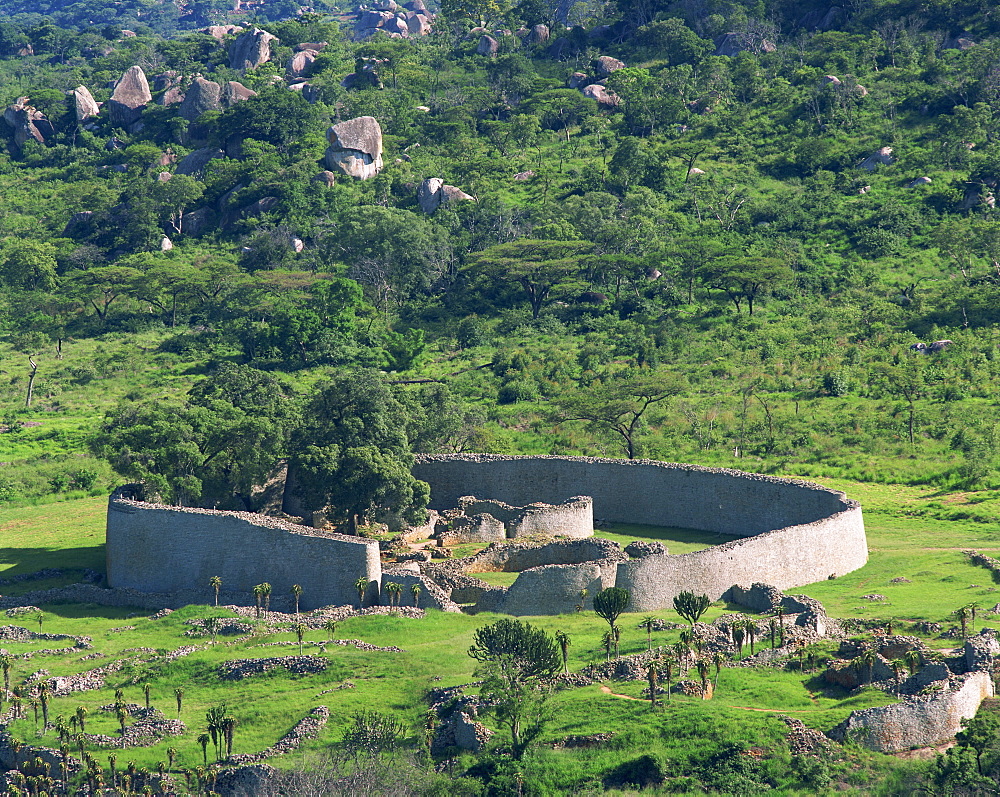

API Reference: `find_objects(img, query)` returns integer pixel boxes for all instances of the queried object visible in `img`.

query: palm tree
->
[167,746,177,772]
[853,647,878,685]
[143,683,151,710]
[355,576,369,608]
[324,619,338,640]
[696,658,711,698]
[602,630,614,662]
[904,649,921,676]
[743,619,758,655]
[38,682,49,730]
[956,605,970,639]
[209,576,222,607]
[555,630,570,674]
[613,625,621,658]
[712,651,725,689]
[291,584,303,616]
[0,652,12,697]
[75,706,87,733]
[295,622,307,655]
[768,617,778,649]
[641,616,656,650]
[672,640,689,675]
[968,602,980,634]
[197,734,210,766]
[174,687,184,717]
[890,659,904,690]
[115,702,127,736]
[261,582,272,612]
[108,754,117,789]
[204,616,220,645]
[36,611,44,633]
[732,625,745,658]
[252,584,265,619]
[646,660,658,708]
[411,583,422,607]
[663,656,674,702]
[576,588,588,612]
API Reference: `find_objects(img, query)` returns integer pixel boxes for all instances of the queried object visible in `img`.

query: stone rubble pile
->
[0,625,91,647]
[226,706,329,764]
[184,618,254,637]
[82,704,185,748]
[218,655,329,680]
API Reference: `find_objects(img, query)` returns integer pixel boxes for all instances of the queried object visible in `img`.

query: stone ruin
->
[431,494,593,545]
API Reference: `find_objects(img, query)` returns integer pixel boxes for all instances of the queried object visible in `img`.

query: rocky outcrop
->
[179,76,222,120]
[221,81,257,107]
[417,177,475,213]
[324,116,383,180]
[528,23,549,43]
[582,84,620,107]
[908,176,932,188]
[287,49,319,78]
[593,55,625,78]
[624,540,668,558]
[354,2,433,41]
[477,35,500,56]
[175,147,225,176]
[109,66,152,128]
[229,28,278,71]
[3,97,54,148]
[859,146,894,170]
[218,656,328,680]
[71,85,100,122]
[714,32,775,56]
[204,24,243,41]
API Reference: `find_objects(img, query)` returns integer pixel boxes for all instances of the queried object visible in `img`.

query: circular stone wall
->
[413,455,867,611]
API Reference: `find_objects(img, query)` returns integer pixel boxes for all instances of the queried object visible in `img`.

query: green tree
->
[552,372,687,459]
[468,618,561,759]
[673,592,710,627]
[470,239,593,319]
[291,371,429,532]
[291,584,303,616]
[593,587,631,652]
[210,576,222,607]
[555,629,570,673]
[698,254,794,316]
[0,239,58,290]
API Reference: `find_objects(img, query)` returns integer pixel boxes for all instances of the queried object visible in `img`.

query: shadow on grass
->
[0,545,105,577]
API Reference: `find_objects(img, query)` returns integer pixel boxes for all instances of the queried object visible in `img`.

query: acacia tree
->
[469,239,594,319]
[468,618,561,759]
[552,371,687,459]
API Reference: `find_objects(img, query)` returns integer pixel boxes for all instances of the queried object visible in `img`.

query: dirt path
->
[599,685,647,701]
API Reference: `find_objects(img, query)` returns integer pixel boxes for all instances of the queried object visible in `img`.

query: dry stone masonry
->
[413,454,868,611]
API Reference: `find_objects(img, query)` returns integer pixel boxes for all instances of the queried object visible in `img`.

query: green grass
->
[594,523,722,554]
[1,491,993,787]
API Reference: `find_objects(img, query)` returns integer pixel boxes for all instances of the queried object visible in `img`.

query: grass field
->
[0,484,993,791]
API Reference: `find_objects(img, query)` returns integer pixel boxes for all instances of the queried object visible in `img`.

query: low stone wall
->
[827,672,995,752]
[414,455,867,612]
[107,489,381,610]
[457,495,593,539]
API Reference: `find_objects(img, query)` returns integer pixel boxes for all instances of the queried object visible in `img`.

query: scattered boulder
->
[296,42,328,52]
[477,35,500,56]
[859,146,894,171]
[229,28,279,71]
[180,207,214,236]
[160,237,173,251]
[161,86,185,106]
[221,81,257,108]
[313,170,338,186]
[204,24,243,41]
[688,167,705,176]
[62,211,94,238]
[324,116,383,180]
[152,71,181,92]
[179,77,222,120]
[70,86,100,122]
[568,71,589,88]
[109,66,152,128]
[821,75,841,86]
[287,49,319,78]
[514,170,535,181]
[528,24,549,44]
[3,97,53,148]
[581,83,620,108]
[417,178,475,213]
[593,55,625,78]
[908,176,932,188]
[175,147,225,176]
[714,32,775,56]
[404,12,432,36]
[157,172,172,182]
